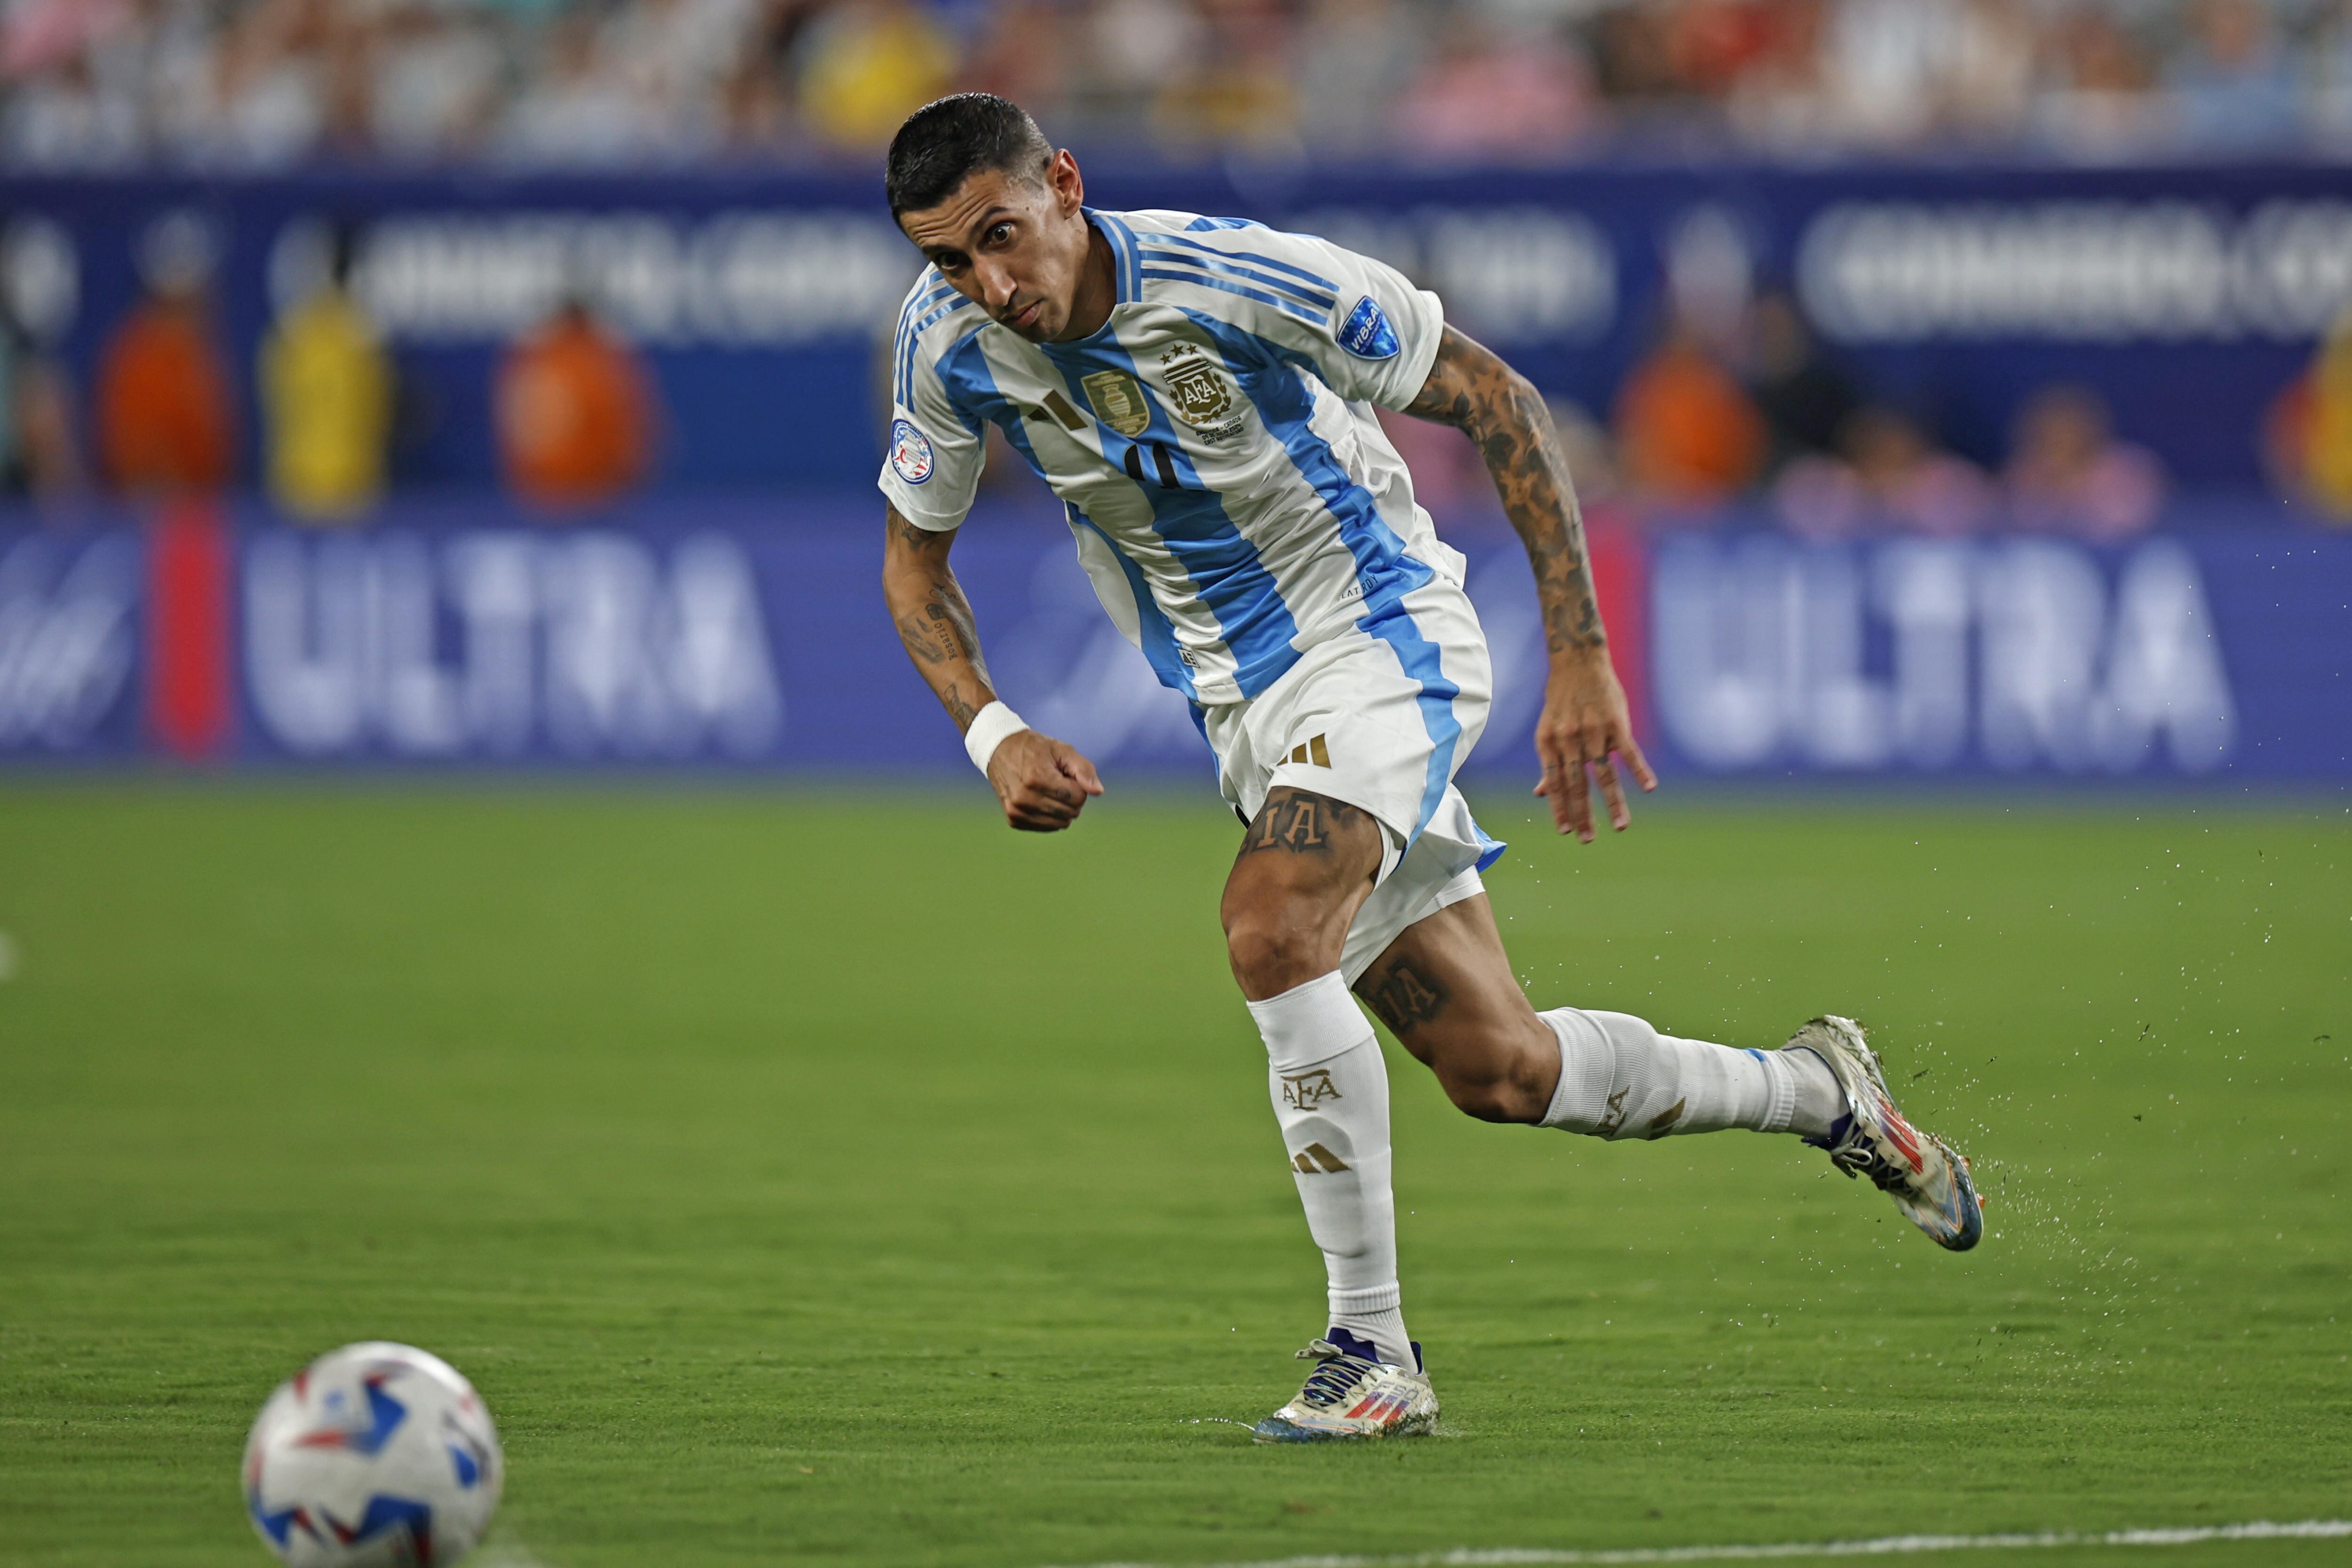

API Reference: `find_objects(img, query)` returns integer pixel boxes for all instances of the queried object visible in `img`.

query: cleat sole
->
[1250,1410,1438,1444]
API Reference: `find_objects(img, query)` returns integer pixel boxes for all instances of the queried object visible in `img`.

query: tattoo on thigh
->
[1362,957,1449,1036]
[1239,790,1360,857]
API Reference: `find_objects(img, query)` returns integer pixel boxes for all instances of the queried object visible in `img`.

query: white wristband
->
[962,701,1029,775]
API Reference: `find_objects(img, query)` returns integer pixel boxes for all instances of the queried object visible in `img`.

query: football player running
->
[877,94,1981,1444]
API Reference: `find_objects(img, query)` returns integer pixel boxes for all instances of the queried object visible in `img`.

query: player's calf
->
[1352,896,1563,1124]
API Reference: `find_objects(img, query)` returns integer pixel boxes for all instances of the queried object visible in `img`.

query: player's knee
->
[1223,910,1338,998]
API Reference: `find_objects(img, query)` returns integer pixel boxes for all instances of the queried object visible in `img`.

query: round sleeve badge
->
[889,419,936,485]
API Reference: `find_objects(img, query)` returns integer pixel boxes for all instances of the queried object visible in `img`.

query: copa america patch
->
[888,419,935,484]
[1337,296,1400,359]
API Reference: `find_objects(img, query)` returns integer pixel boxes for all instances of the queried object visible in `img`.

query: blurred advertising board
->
[2,498,2344,784]
[2,161,2348,490]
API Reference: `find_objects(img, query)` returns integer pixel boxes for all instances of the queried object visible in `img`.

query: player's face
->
[899,151,1098,343]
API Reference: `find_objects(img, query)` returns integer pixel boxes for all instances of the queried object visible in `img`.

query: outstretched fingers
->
[1594,724,1657,833]
[1532,737,1594,840]
[1593,755,1628,833]
[1620,730,1659,795]
[1534,726,1656,842]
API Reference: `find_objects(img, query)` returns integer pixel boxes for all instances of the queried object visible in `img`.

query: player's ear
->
[1049,149,1084,216]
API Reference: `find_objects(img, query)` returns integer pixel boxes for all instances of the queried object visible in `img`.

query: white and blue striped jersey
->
[878,207,1466,709]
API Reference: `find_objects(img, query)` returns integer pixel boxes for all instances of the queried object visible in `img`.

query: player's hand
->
[986,729,1105,832]
[1532,648,1656,843]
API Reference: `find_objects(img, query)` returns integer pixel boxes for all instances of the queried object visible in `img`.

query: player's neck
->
[1055,227,1118,342]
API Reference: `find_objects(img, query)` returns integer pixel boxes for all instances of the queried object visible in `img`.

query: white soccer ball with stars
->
[242,1342,502,1568]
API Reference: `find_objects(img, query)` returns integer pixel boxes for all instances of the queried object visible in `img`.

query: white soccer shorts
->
[1202,573,1504,984]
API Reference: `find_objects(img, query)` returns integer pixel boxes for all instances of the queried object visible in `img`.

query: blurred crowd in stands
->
[5,0,2352,167]
[2,0,2346,531]
[8,198,2352,532]
[0,206,661,514]
[1361,294,2345,536]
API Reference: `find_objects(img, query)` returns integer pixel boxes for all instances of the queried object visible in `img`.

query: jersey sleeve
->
[877,332,984,532]
[1267,230,1446,413]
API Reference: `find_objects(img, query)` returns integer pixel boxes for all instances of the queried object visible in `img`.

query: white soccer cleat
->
[1787,1015,1984,1252]
[1251,1329,1438,1443]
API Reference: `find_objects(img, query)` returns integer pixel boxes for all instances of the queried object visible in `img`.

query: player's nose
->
[976,261,1019,311]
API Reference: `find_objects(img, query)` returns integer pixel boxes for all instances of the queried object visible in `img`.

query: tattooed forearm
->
[1359,955,1449,1037]
[1405,325,1605,655]
[1237,788,1364,859]
[882,506,998,732]
[895,582,989,677]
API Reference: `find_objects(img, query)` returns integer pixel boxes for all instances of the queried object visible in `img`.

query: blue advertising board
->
[3,497,2344,786]
[2,160,2348,491]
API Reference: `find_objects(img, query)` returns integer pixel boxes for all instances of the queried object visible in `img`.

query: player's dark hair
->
[885,94,1055,219]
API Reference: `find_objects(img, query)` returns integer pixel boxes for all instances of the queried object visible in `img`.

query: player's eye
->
[986,223,1013,246]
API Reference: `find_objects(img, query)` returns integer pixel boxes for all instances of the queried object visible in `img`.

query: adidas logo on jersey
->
[1291,1142,1350,1174]
[1286,734,1331,767]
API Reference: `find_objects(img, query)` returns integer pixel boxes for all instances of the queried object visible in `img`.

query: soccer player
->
[877,94,1981,1443]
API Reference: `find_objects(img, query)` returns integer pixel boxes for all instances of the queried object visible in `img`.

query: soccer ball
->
[242,1342,502,1567]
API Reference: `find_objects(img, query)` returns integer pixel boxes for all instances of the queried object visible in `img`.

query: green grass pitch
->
[1,781,2346,1568]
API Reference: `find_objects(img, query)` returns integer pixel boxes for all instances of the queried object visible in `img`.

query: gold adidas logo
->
[1286,734,1331,767]
[1291,1142,1350,1173]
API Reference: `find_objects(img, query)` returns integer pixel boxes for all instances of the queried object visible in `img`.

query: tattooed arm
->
[882,505,1103,831]
[1404,324,1656,840]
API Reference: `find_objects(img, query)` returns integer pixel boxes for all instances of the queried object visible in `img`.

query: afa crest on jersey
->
[889,419,935,484]
[1160,344,1244,440]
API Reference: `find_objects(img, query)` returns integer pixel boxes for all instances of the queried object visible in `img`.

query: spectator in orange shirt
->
[95,213,236,496]
[494,297,657,512]
[2265,302,2352,522]
[1613,316,1764,508]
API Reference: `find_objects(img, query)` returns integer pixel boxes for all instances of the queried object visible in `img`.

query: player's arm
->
[1403,324,1655,841]
[881,504,1103,832]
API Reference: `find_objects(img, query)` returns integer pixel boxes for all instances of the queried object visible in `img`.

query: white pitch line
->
[1042,1518,2352,1568]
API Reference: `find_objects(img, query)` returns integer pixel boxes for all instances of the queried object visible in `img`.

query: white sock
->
[1537,1008,1843,1140]
[1246,972,1413,1368]
[1780,1046,1848,1142]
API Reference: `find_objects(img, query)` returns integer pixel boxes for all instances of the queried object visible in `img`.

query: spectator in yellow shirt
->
[261,227,392,523]
[798,0,956,149]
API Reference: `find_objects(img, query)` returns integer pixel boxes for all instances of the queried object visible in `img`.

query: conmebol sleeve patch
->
[1337,296,1400,359]
[888,419,935,484]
